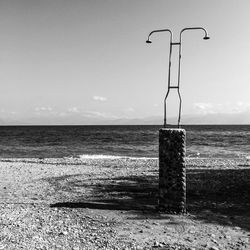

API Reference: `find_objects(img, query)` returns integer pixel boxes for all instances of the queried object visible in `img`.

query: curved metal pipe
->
[164,89,170,127]
[146,27,209,128]
[146,29,173,43]
[180,27,210,41]
[176,27,209,127]
[177,88,182,127]
[146,29,173,127]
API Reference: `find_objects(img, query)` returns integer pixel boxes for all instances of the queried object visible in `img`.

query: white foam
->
[78,154,157,160]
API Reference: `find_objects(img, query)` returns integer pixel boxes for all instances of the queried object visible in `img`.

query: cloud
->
[58,112,67,117]
[233,102,250,113]
[193,103,214,114]
[67,107,80,113]
[0,109,17,116]
[193,102,250,115]
[83,111,118,119]
[93,96,107,102]
[124,107,135,113]
[35,107,53,112]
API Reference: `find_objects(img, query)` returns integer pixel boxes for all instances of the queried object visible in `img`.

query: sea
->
[0,125,249,159]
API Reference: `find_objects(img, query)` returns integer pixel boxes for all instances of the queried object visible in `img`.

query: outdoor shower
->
[146,27,210,214]
[146,27,210,127]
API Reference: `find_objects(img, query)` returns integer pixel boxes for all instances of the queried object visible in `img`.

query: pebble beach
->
[1,157,250,249]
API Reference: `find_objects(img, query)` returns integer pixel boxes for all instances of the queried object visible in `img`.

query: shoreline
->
[0,156,249,169]
[1,157,250,249]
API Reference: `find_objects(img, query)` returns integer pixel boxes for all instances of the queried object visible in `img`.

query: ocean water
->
[0,125,249,159]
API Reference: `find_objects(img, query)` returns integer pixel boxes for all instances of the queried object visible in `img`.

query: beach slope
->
[0,157,250,249]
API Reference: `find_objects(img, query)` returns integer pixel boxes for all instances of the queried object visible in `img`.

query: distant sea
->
[0,125,249,159]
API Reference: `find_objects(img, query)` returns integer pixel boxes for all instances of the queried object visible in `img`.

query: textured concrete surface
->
[159,128,186,214]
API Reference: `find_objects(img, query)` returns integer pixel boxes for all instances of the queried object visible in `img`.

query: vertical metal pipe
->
[177,27,209,127]
[164,89,170,127]
[177,89,182,128]
[146,27,209,128]
[177,37,182,128]
[164,36,173,127]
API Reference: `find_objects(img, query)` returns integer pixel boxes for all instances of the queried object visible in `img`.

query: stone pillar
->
[158,128,186,214]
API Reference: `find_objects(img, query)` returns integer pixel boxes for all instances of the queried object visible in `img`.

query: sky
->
[0,0,250,124]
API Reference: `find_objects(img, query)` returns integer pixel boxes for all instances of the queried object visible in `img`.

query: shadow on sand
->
[50,168,250,231]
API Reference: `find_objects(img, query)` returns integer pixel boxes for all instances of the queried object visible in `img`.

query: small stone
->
[152,222,159,225]
[203,209,212,214]
[59,231,68,236]
[153,241,160,247]
[139,229,143,233]
[209,247,219,250]
[201,243,208,248]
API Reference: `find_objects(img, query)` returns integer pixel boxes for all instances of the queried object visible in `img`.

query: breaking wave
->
[78,154,157,160]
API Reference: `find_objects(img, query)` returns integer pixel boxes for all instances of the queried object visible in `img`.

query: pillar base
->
[158,128,186,214]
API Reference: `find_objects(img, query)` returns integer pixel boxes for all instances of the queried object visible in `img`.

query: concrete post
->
[158,128,186,214]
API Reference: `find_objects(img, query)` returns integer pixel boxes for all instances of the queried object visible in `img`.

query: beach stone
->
[209,247,219,250]
[158,128,186,214]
